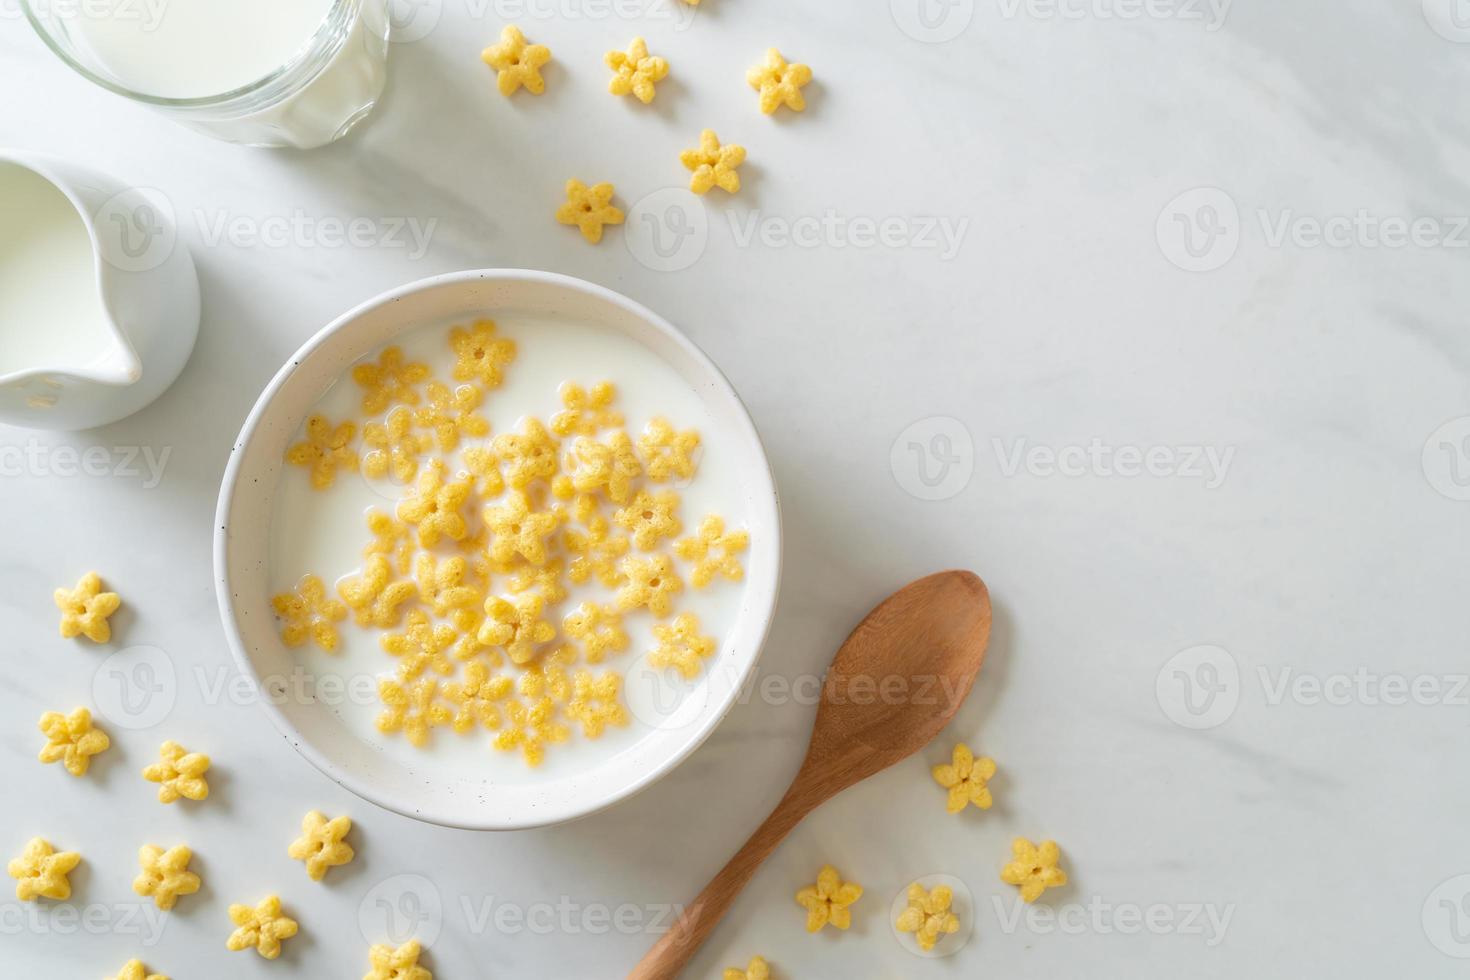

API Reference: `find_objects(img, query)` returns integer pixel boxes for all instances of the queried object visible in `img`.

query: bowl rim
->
[213,268,782,830]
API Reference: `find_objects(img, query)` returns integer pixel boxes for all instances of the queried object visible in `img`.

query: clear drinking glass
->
[22,0,391,149]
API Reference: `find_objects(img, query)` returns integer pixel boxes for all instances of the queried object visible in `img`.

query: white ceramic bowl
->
[214,270,781,830]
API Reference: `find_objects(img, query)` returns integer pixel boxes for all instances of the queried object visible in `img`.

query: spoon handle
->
[627,780,818,979]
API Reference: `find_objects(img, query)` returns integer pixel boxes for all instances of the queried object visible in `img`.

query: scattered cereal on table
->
[648,612,715,678]
[562,602,629,663]
[132,844,200,910]
[795,864,863,932]
[724,956,770,980]
[142,741,211,803]
[747,48,812,115]
[226,895,299,960]
[1000,837,1067,903]
[931,742,995,814]
[637,417,700,483]
[556,180,625,245]
[353,346,429,414]
[37,706,109,777]
[616,554,683,616]
[564,669,629,738]
[272,574,348,652]
[681,129,746,195]
[288,811,355,882]
[339,555,417,629]
[365,939,432,980]
[107,959,168,980]
[7,838,80,902]
[479,593,556,664]
[363,405,432,483]
[482,25,551,96]
[606,37,669,104]
[895,882,960,952]
[286,414,358,489]
[675,515,748,587]
[54,571,120,643]
[551,381,621,437]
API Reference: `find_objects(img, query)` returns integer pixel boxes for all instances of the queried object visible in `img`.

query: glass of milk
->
[22,0,391,149]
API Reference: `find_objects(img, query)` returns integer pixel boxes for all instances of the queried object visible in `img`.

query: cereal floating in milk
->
[648,612,716,679]
[616,555,684,617]
[286,414,358,489]
[551,381,622,437]
[362,405,431,483]
[676,515,749,588]
[54,571,121,643]
[271,575,347,652]
[352,345,429,414]
[637,417,701,483]
[614,489,682,551]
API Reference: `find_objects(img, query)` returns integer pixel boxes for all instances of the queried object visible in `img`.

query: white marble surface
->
[3,0,1470,976]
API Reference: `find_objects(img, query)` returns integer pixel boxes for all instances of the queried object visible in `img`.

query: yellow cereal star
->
[482,24,551,96]
[450,319,517,389]
[747,47,811,115]
[352,346,429,414]
[54,571,121,643]
[517,646,575,703]
[563,432,642,504]
[288,811,355,882]
[492,417,561,488]
[365,939,432,980]
[615,554,684,617]
[932,743,996,814]
[339,555,418,629]
[415,381,490,452]
[493,695,569,766]
[364,510,415,574]
[648,612,716,679]
[556,180,625,245]
[107,959,168,980]
[413,553,481,617]
[681,129,746,195]
[376,676,452,748]
[132,844,200,910]
[8,838,80,902]
[562,602,629,663]
[724,957,770,980]
[142,741,211,804]
[37,707,109,777]
[478,593,556,665]
[463,444,506,497]
[226,895,299,960]
[564,669,629,738]
[614,489,682,551]
[895,882,960,952]
[444,660,513,733]
[363,405,433,483]
[285,414,358,489]
[381,609,456,679]
[606,36,669,104]
[398,460,473,547]
[551,381,622,437]
[272,574,348,652]
[674,515,749,587]
[484,490,560,566]
[795,864,863,932]
[637,417,700,483]
[564,515,629,587]
[508,558,568,604]
[1000,837,1068,903]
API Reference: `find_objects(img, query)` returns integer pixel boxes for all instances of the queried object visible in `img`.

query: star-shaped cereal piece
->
[462,444,507,498]
[376,677,452,747]
[478,593,556,665]
[564,515,629,587]
[132,844,200,910]
[414,381,490,451]
[352,346,429,414]
[226,895,299,960]
[681,129,746,195]
[107,960,168,980]
[562,602,629,663]
[674,515,749,587]
[551,381,622,437]
[648,612,716,679]
[508,558,568,604]
[142,741,211,803]
[363,405,433,483]
[413,553,481,618]
[895,882,960,952]
[492,417,561,488]
[54,571,121,643]
[7,838,80,901]
[1000,837,1068,903]
[724,957,770,980]
[288,811,354,882]
[285,414,358,489]
[563,432,642,504]
[365,939,433,980]
[556,180,625,245]
[37,706,109,776]
[637,417,700,483]
[398,460,473,547]
[493,695,569,766]
[517,645,574,703]
[444,660,514,733]
[484,490,560,566]
[381,609,456,679]
[931,742,995,814]
[614,489,682,551]
[482,24,551,96]
[615,555,684,617]
[606,36,669,104]
[339,555,417,629]
[564,669,629,738]
[795,864,863,932]
[272,574,348,652]
[365,510,415,575]
[747,47,811,114]
[449,319,516,389]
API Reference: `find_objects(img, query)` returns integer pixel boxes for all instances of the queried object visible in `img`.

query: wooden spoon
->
[628,570,992,980]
